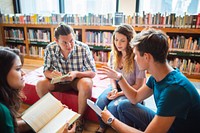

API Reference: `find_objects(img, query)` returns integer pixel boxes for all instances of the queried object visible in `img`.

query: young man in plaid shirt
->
[36,23,96,133]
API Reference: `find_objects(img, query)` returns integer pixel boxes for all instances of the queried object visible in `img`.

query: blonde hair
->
[112,24,136,76]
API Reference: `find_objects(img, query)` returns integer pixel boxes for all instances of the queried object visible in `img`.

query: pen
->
[51,65,58,71]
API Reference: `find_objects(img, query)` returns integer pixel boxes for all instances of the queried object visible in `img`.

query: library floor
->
[20,58,200,133]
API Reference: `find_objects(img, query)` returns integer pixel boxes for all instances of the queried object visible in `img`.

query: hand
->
[62,104,68,108]
[107,89,118,100]
[97,66,121,80]
[62,122,69,133]
[101,109,114,124]
[63,71,77,81]
[51,70,62,78]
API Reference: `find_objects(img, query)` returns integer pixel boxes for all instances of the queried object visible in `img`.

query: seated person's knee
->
[78,78,93,90]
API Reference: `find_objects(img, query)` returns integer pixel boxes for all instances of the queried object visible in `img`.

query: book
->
[191,15,197,28]
[51,74,70,84]
[21,93,80,133]
[114,12,123,25]
[196,13,200,29]
[87,99,102,116]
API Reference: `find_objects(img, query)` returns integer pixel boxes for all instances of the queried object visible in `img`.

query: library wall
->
[119,0,136,15]
[0,0,14,14]
[0,0,14,46]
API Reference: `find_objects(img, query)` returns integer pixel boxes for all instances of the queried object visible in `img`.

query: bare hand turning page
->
[21,93,80,133]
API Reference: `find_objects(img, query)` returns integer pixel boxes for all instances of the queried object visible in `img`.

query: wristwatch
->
[107,116,115,125]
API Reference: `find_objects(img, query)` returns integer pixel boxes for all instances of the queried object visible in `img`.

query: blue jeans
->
[96,86,127,129]
[117,99,155,131]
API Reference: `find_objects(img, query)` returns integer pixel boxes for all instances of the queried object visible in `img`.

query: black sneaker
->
[75,119,84,133]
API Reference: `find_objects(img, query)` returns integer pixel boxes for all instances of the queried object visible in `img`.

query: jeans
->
[117,99,155,131]
[96,85,127,129]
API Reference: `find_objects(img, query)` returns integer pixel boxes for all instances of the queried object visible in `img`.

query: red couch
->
[22,67,110,122]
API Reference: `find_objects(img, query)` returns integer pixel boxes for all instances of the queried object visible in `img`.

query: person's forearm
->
[111,79,117,89]
[117,91,124,96]
[75,71,96,78]
[111,118,143,133]
[132,78,145,90]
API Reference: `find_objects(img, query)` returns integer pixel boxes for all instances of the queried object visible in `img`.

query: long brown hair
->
[112,24,136,76]
[0,47,24,133]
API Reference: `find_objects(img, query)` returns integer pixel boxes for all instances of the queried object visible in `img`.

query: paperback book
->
[51,74,70,84]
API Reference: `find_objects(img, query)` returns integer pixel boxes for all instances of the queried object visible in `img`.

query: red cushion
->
[22,67,109,122]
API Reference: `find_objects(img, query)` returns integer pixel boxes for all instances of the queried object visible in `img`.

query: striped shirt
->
[43,41,96,75]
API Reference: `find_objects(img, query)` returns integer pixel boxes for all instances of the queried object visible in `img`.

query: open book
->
[51,74,70,84]
[21,93,80,133]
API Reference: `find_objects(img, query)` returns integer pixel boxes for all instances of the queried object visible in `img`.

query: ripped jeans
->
[96,86,127,129]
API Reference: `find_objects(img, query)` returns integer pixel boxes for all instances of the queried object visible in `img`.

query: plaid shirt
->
[43,41,96,75]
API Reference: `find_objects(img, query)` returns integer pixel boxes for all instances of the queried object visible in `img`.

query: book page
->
[51,74,70,84]
[21,93,64,132]
[38,108,80,133]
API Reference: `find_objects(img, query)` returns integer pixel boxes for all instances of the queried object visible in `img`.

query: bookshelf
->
[0,23,200,79]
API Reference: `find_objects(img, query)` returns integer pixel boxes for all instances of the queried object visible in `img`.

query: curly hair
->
[112,24,136,76]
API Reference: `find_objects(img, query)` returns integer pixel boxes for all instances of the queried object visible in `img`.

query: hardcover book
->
[114,12,123,25]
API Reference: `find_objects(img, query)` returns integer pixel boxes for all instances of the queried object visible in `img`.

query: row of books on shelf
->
[0,13,113,26]
[4,29,24,40]
[7,44,26,54]
[126,12,200,29]
[4,28,81,43]
[28,29,51,42]
[168,36,200,51]
[92,51,110,63]
[86,33,200,50]
[86,31,113,47]
[0,12,200,28]
[169,58,200,75]
[7,44,44,58]
[29,45,45,58]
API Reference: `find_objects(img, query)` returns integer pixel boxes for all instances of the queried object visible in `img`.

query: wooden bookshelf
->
[0,23,200,79]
